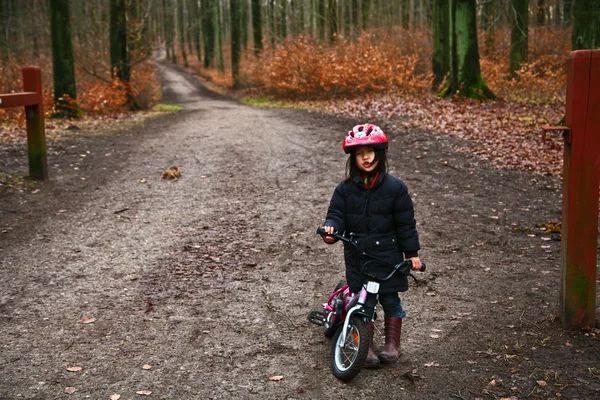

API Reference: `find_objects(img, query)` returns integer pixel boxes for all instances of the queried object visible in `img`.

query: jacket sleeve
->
[323,183,347,237]
[393,182,420,256]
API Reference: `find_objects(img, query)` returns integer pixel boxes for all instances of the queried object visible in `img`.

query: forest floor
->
[0,59,599,400]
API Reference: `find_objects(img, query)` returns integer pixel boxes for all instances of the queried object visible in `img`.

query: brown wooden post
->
[22,66,48,180]
[560,50,600,329]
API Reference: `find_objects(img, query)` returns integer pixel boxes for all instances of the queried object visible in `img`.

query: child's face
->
[355,146,379,173]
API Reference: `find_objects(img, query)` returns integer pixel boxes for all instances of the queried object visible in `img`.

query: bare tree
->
[50,0,79,117]
[509,0,529,76]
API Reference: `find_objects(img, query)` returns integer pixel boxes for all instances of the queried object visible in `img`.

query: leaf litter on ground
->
[326,95,565,177]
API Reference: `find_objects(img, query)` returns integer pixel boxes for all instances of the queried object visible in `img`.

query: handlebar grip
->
[316,227,327,235]
[420,263,426,272]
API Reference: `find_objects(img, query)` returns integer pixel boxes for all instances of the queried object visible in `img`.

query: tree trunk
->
[251,0,263,55]
[572,0,600,50]
[318,0,326,40]
[432,0,450,89]
[178,0,188,66]
[537,0,545,26]
[202,0,215,67]
[231,0,241,87]
[110,0,130,82]
[279,0,287,39]
[342,0,350,37]
[481,0,494,30]
[328,0,337,42]
[361,0,370,30]
[50,0,79,117]
[189,0,202,61]
[298,0,305,34]
[163,0,177,63]
[401,0,409,29]
[214,0,224,72]
[269,0,276,46]
[351,0,359,35]
[440,0,495,99]
[0,0,9,63]
[481,0,495,52]
[563,0,572,25]
[240,0,248,49]
[509,0,529,76]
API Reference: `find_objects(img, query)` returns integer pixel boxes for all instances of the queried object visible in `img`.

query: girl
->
[321,123,421,369]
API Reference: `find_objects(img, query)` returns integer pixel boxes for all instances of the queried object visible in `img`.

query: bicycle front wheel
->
[331,316,369,382]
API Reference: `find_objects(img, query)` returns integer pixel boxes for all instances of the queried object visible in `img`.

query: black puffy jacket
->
[324,173,420,293]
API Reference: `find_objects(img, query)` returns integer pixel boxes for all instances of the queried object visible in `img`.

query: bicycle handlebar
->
[316,227,426,280]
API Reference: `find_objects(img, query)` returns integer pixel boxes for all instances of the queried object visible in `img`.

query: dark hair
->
[344,148,388,182]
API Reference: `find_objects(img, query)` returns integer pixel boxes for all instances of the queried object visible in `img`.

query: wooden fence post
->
[22,66,48,181]
[560,50,600,329]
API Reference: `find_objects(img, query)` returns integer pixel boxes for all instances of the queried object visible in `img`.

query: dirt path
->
[1,61,599,400]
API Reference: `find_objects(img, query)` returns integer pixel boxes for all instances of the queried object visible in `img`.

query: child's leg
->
[377,293,404,363]
[363,293,381,368]
[378,292,406,318]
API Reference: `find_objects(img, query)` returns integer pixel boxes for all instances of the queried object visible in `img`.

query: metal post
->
[22,66,48,181]
[560,50,600,329]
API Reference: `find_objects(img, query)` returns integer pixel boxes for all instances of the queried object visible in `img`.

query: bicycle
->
[308,227,426,382]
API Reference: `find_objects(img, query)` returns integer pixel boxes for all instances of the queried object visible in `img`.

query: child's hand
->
[321,226,335,243]
[408,257,422,271]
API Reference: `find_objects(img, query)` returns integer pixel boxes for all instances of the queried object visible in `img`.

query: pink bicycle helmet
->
[342,123,389,154]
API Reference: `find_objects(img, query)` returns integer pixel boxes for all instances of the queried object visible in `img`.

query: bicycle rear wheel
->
[331,316,369,382]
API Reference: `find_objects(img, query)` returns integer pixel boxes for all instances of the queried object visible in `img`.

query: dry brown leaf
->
[142,364,152,370]
[269,375,284,381]
[110,395,121,400]
[537,380,547,387]
[80,317,96,324]
[136,390,152,395]
[66,366,83,372]
[65,387,77,394]
[162,166,182,180]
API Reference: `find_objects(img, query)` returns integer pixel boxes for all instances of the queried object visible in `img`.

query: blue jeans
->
[365,292,406,318]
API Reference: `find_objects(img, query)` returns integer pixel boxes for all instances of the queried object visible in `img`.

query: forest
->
[1,0,599,175]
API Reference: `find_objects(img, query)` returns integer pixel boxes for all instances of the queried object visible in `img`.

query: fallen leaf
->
[537,380,547,387]
[430,334,440,338]
[162,166,182,180]
[80,317,96,324]
[142,364,152,370]
[66,366,83,372]
[269,375,284,381]
[110,395,121,400]
[424,362,439,367]
[136,390,152,395]
[32,189,40,194]
[139,178,147,184]
[65,387,77,394]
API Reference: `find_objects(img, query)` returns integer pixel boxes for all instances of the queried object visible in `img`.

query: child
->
[321,123,421,369]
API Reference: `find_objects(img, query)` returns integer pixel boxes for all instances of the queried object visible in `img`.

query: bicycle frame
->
[313,228,425,347]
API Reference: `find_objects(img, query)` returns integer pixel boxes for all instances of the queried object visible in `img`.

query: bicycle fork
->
[337,281,380,347]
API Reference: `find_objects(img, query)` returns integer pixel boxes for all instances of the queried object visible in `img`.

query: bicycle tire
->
[331,316,369,382]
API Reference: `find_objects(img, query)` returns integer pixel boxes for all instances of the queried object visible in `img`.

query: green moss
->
[152,103,185,112]
[239,96,310,109]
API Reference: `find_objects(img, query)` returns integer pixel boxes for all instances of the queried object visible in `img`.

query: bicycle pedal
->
[307,311,326,326]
